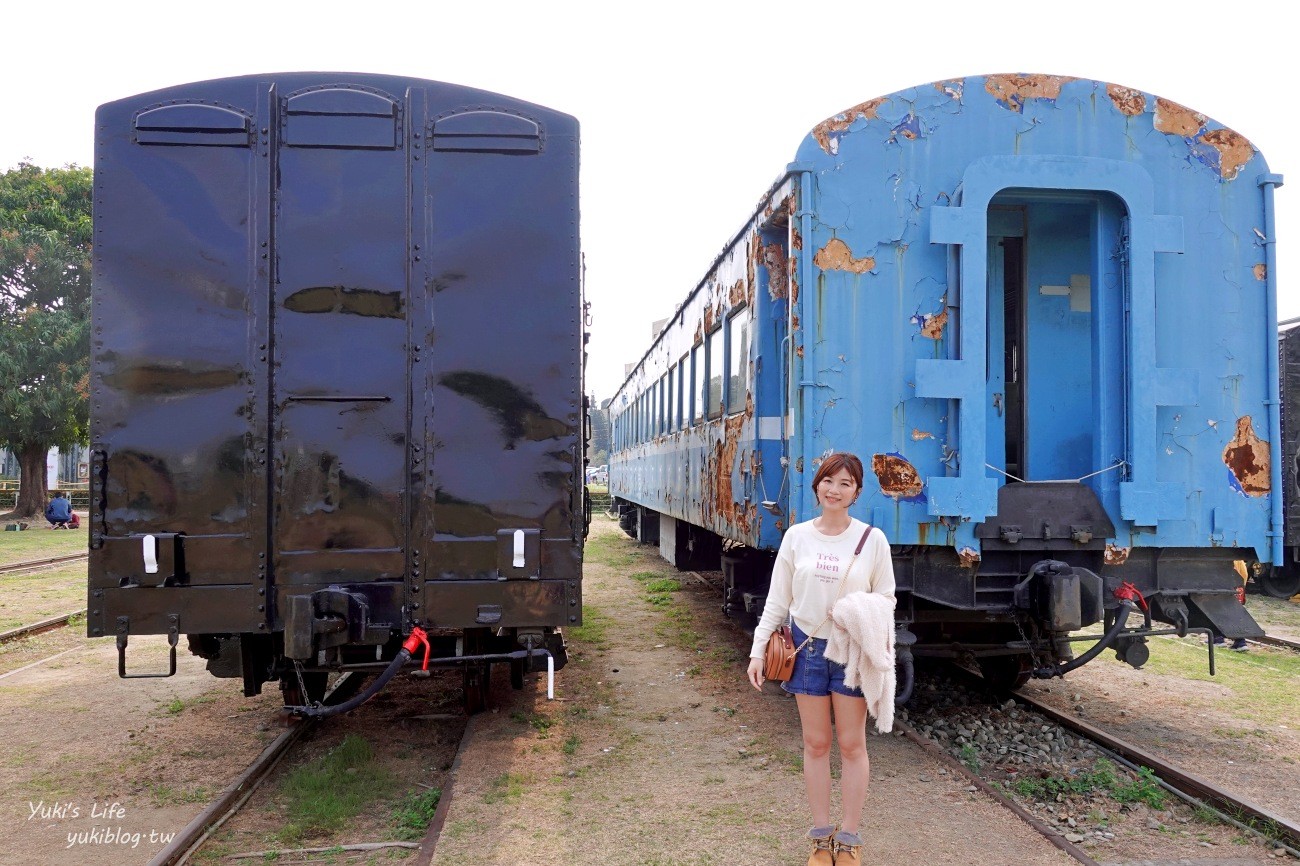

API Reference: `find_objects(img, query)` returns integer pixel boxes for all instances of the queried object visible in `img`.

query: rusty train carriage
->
[610,74,1275,688]
[88,73,583,711]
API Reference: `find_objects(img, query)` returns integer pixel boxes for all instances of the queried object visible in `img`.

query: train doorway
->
[986,194,1123,486]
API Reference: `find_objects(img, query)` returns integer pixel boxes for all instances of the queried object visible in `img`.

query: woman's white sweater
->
[749,518,895,659]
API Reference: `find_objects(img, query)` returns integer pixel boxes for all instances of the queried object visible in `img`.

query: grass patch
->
[957,744,980,772]
[562,734,580,755]
[510,711,553,734]
[276,734,392,842]
[391,787,441,841]
[583,532,636,568]
[1008,759,1165,809]
[148,782,212,806]
[1142,634,1300,724]
[0,526,88,565]
[482,772,528,804]
[568,604,613,648]
[0,562,87,630]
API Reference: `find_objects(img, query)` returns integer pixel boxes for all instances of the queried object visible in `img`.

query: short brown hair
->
[811,452,864,493]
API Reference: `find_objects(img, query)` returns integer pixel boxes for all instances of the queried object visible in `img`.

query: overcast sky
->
[4,1,1294,401]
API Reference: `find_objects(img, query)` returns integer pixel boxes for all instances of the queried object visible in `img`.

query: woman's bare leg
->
[795,694,834,826]
[831,692,870,834]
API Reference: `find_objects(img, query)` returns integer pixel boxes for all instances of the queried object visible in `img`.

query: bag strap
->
[795,524,874,652]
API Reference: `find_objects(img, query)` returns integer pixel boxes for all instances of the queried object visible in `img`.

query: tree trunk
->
[13,443,51,519]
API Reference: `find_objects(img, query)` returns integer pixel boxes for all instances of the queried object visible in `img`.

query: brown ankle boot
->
[806,828,835,866]
[832,830,863,865]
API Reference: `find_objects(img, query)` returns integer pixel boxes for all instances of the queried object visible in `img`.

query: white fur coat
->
[825,591,896,733]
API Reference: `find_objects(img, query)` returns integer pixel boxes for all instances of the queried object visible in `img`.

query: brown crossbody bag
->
[763,525,874,682]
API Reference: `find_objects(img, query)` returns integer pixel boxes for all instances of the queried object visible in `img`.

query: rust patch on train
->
[984,74,1073,113]
[813,238,874,274]
[911,428,933,441]
[919,308,948,340]
[1223,415,1270,496]
[1106,85,1146,117]
[703,395,755,535]
[747,235,757,295]
[1153,98,1204,137]
[1199,127,1254,181]
[871,453,924,500]
[762,241,788,299]
[789,257,799,305]
[728,279,746,306]
[812,97,889,153]
[1254,263,1268,282]
[1104,544,1130,566]
[957,546,980,568]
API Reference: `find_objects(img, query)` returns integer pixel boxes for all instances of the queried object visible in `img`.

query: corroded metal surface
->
[611,73,1277,580]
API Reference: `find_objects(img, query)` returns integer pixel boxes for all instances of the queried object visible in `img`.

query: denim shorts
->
[782,622,864,698]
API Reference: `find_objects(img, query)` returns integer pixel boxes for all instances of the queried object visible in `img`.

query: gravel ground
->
[903,670,1296,863]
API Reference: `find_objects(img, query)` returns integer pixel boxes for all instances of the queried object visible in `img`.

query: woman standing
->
[747,452,895,866]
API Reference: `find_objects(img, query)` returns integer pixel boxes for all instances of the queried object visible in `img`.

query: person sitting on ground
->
[45,493,72,529]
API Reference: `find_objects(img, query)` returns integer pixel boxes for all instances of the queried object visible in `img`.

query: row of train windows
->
[612,307,749,450]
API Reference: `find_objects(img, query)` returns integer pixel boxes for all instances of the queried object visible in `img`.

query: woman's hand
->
[747,657,765,690]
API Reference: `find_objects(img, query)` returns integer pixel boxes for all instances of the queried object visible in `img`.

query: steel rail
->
[149,672,363,866]
[1251,633,1300,652]
[0,551,89,575]
[0,610,83,644]
[1012,689,1300,854]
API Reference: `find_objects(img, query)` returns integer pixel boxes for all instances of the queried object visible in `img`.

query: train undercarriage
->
[614,495,1264,698]
[187,622,568,714]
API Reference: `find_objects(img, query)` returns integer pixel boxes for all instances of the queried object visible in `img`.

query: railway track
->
[687,569,1298,859]
[1011,688,1300,856]
[0,609,83,644]
[148,673,367,866]
[0,551,88,575]
[1251,633,1300,652]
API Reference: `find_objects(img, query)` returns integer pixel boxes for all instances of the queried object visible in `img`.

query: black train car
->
[87,73,583,711]
[1274,322,1300,598]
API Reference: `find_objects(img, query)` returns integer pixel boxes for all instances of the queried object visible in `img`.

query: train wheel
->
[1259,564,1300,599]
[279,671,328,707]
[463,662,491,714]
[977,655,1032,691]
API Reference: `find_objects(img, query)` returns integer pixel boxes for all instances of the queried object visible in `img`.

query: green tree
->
[587,397,610,466]
[0,162,93,518]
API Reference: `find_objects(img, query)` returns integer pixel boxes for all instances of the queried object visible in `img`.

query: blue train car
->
[609,73,1275,688]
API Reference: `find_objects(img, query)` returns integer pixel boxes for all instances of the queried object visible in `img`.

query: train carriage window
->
[659,375,667,435]
[692,344,705,424]
[727,307,749,414]
[677,355,688,430]
[666,367,675,435]
[707,327,724,419]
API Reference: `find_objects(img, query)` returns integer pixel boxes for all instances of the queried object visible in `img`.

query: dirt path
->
[431,517,1076,865]
[0,631,282,865]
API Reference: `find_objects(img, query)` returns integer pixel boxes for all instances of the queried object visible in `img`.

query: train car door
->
[986,194,1124,489]
[270,86,410,606]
